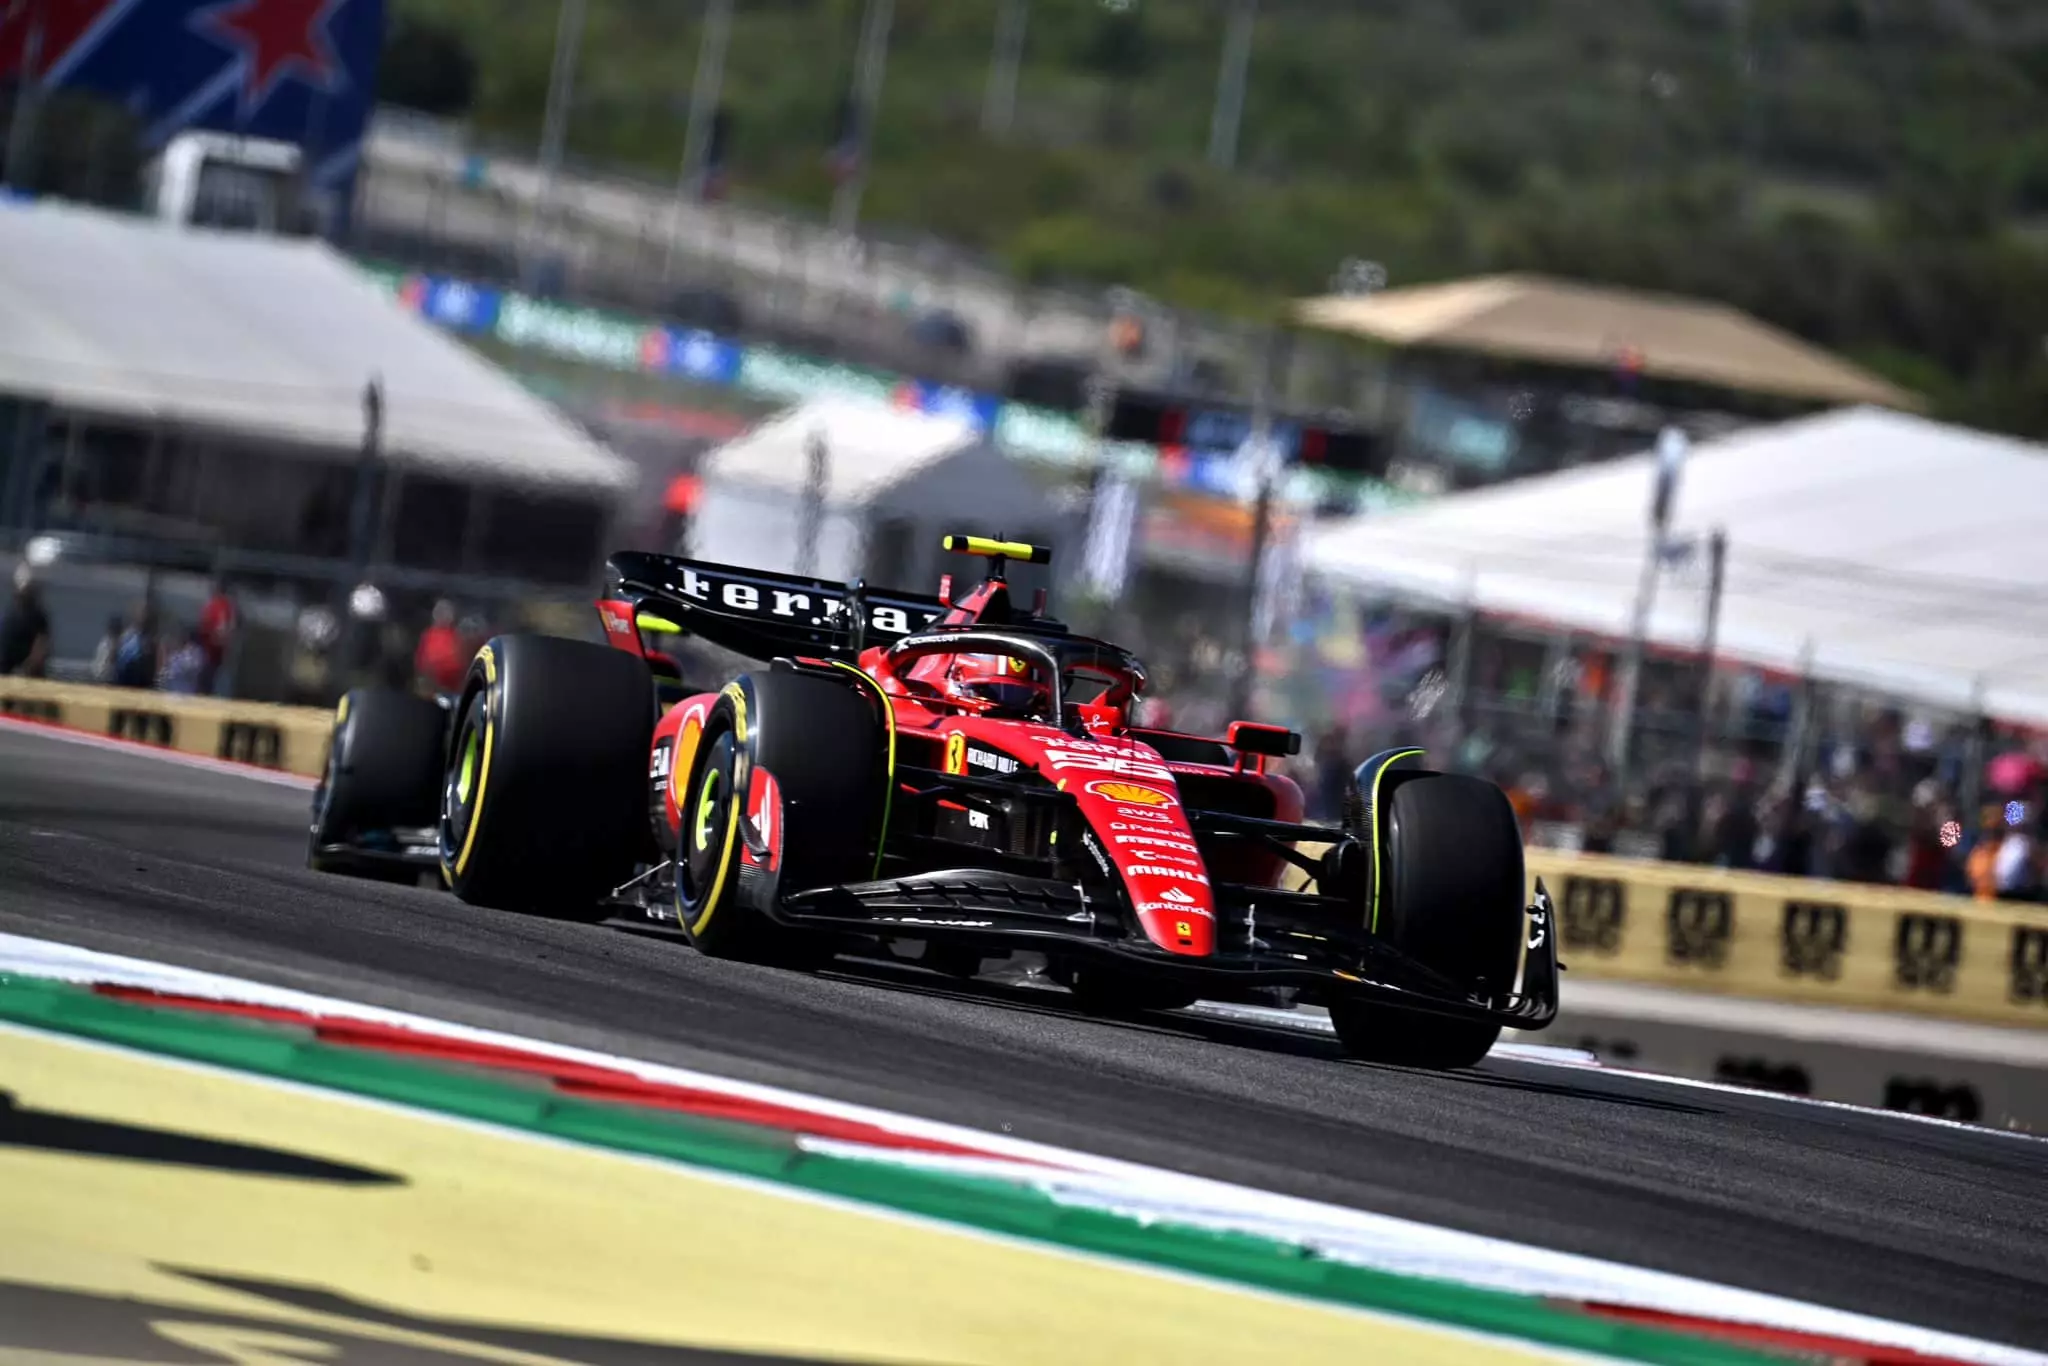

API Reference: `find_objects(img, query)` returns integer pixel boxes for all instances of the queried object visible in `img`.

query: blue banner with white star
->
[1,0,385,190]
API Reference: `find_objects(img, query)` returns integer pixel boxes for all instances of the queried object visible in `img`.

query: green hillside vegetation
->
[385,0,2048,435]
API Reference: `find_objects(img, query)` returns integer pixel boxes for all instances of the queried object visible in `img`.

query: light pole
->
[830,0,895,238]
[984,0,1028,139]
[1230,327,1290,721]
[1689,527,1728,784]
[527,0,588,284]
[1609,426,1689,795]
[1,0,47,192]
[664,0,733,281]
[1208,0,1257,171]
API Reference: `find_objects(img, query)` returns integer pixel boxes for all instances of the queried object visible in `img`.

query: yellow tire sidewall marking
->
[688,686,749,939]
[449,647,497,881]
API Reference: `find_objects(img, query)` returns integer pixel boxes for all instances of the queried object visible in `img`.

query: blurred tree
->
[378,15,479,117]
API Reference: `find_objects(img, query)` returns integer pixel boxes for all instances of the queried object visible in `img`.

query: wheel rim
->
[676,728,737,917]
[309,747,337,839]
[439,696,486,873]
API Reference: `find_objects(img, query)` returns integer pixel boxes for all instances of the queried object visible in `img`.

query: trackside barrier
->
[1526,849,2048,1031]
[0,679,332,778]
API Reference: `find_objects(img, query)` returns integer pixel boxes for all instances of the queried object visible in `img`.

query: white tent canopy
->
[698,396,983,506]
[693,397,1069,590]
[1305,408,2048,724]
[0,201,632,493]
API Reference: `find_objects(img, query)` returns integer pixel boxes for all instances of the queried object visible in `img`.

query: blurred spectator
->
[1966,807,2004,902]
[196,579,238,695]
[288,605,338,707]
[1995,813,2037,902]
[414,599,468,696]
[1312,727,1351,821]
[157,628,207,694]
[89,615,123,683]
[0,566,51,678]
[111,605,159,689]
[1703,784,1760,870]
[1901,803,1951,891]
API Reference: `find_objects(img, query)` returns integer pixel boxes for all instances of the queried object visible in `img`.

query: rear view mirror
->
[1227,721,1301,758]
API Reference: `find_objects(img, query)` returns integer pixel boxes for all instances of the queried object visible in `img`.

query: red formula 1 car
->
[315,535,1557,1068]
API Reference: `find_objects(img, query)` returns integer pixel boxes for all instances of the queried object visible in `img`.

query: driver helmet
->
[932,652,1054,719]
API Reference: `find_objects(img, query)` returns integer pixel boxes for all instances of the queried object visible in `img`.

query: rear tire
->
[676,671,884,966]
[1332,772,1525,1070]
[309,687,446,878]
[439,635,654,919]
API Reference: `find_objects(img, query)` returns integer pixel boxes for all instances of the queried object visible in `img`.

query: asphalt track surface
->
[3,724,2046,1351]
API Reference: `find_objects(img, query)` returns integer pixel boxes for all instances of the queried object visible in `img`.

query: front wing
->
[771,866,1560,1031]
[309,825,442,880]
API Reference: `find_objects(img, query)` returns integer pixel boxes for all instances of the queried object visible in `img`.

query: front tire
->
[309,687,446,879]
[440,635,655,918]
[675,670,885,966]
[1332,771,1525,1070]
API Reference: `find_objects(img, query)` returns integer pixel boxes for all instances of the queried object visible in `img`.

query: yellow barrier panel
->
[0,678,333,778]
[1527,849,2048,1030]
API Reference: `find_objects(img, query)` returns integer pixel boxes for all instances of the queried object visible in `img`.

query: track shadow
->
[0,1091,403,1183]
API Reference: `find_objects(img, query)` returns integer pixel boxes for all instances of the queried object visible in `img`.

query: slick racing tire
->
[309,687,447,879]
[440,634,655,919]
[674,671,883,968]
[1330,772,1525,1070]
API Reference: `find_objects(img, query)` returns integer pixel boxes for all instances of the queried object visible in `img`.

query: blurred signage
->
[736,347,894,405]
[1106,389,1383,477]
[644,328,745,387]
[890,380,1000,433]
[359,264,1405,511]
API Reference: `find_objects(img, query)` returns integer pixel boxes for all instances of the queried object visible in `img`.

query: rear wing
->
[604,551,946,663]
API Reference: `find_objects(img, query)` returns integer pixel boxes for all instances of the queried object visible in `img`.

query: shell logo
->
[1089,780,1171,806]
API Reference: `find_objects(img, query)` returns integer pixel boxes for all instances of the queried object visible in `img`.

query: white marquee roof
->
[0,200,632,493]
[1305,408,2048,722]
[700,397,982,505]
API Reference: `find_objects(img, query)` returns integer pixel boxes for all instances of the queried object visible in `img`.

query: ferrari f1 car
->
[310,535,1558,1068]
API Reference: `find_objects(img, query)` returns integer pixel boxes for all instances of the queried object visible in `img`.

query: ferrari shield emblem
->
[944,732,967,775]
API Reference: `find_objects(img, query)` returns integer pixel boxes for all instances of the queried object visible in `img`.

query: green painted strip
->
[0,974,1776,1366]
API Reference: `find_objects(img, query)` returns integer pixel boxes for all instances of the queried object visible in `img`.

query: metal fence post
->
[1958,676,1989,836]
[1690,527,1728,782]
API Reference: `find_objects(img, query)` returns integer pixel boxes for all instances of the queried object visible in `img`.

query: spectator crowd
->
[1,568,239,696]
